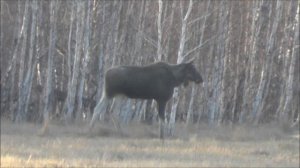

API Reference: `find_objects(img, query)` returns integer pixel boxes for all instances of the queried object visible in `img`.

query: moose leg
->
[107,98,122,131]
[157,101,167,139]
[89,95,109,130]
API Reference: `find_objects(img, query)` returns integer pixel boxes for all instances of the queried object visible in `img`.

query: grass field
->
[1,119,299,167]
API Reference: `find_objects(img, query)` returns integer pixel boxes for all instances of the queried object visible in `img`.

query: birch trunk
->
[111,1,123,66]
[275,2,291,120]
[15,0,29,122]
[8,0,22,121]
[163,0,176,61]
[186,0,211,126]
[23,0,38,119]
[66,1,85,122]
[280,9,299,123]
[135,0,146,64]
[35,0,43,122]
[77,0,91,121]
[95,1,106,102]
[251,1,273,124]
[254,1,282,125]
[217,1,228,125]
[157,0,163,61]
[230,1,243,123]
[239,1,261,123]
[63,1,75,121]
[41,0,58,134]
[186,84,196,125]
[276,1,299,122]
[169,0,193,136]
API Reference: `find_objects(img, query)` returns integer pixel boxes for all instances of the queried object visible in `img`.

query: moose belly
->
[107,81,172,101]
[120,83,162,100]
[105,66,174,100]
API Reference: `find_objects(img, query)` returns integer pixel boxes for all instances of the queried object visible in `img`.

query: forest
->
[1,0,299,133]
[1,0,300,167]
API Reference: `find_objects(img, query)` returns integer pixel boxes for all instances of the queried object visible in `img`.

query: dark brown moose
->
[89,59,203,139]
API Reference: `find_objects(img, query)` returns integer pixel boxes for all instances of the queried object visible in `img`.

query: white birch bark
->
[186,0,211,126]
[231,1,244,123]
[186,84,196,125]
[251,1,273,124]
[8,0,22,121]
[23,0,38,119]
[63,1,75,121]
[169,0,193,136]
[111,1,123,66]
[254,1,282,125]
[35,0,44,122]
[239,1,262,123]
[280,10,299,122]
[217,1,228,125]
[77,0,91,120]
[95,1,106,102]
[238,2,252,123]
[16,0,29,122]
[163,1,176,61]
[119,2,134,64]
[276,1,298,122]
[157,0,163,61]
[41,0,58,133]
[66,1,85,122]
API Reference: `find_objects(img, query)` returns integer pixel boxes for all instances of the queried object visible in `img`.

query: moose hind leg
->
[159,118,165,140]
[89,96,109,130]
[107,98,122,132]
[157,101,167,139]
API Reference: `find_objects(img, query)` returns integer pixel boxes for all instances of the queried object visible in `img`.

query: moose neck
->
[169,64,186,87]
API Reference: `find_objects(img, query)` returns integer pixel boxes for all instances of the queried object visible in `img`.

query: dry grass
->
[1,119,299,167]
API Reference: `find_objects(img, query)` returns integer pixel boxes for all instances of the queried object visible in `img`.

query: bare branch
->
[188,5,220,26]
[157,0,163,61]
[183,21,238,59]
[184,0,193,21]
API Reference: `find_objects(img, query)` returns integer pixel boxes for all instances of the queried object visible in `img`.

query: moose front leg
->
[157,101,167,139]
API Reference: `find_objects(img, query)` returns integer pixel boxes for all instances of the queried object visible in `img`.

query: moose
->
[89,59,203,139]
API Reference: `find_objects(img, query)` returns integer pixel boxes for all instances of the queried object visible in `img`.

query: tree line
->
[1,0,299,131]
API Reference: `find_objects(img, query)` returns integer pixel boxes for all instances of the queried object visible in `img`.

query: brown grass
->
[1,119,299,167]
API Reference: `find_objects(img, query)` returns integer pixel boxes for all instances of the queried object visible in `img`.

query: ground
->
[1,118,299,167]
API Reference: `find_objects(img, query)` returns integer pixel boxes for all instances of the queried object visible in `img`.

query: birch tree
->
[157,0,163,61]
[41,0,58,134]
[5,0,23,121]
[239,1,262,123]
[77,0,91,120]
[65,1,85,122]
[280,5,299,123]
[15,0,29,122]
[216,1,229,125]
[253,1,283,124]
[186,0,211,126]
[168,0,193,136]
[1,0,299,131]
[23,0,38,120]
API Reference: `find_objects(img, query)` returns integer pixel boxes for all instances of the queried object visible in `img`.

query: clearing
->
[1,119,299,167]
